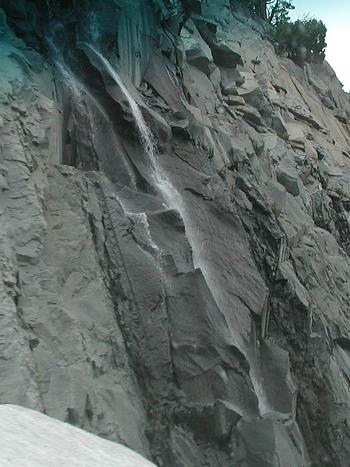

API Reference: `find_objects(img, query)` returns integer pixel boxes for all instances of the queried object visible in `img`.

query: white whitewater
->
[89,50,217,284]
[90,51,239,332]
[0,404,155,467]
[88,47,181,209]
[86,49,259,381]
[90,49,157,169]
[87,47,189,277]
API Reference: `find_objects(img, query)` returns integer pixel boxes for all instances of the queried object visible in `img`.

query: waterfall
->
[85,50,218,296]
[87,49,157,169]
[85,47,254,357]
[87,46,182,211]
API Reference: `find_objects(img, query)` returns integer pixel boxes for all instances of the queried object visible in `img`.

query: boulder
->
[237,73,259,97]
[271,110,289,139]
[264,179,287,214]
[276,157,300,197]
[219,66,244,95]
[305,141,318,162]
[180,19,214,75]
[235,104,264,127]
[167,111,190,134]
[237,418,307,466]
[209,66,222,92]
[278,261,310,309]
[287,102,323,130]
[194,17,243,68]
[225,95,245,106]
[286,123,305,149]
[335,111,348,124]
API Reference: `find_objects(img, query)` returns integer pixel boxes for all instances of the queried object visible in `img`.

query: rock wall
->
[1,1,350,465]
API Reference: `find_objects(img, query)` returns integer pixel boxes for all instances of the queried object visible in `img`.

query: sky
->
[290,0,350,92]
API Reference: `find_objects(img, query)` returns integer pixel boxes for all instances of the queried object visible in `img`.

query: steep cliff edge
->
[1,1,350,466]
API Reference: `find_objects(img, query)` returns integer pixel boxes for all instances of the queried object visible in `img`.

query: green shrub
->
[271,201,282,218]
[267,0,295,26]
[335,186,349,199]
[234,1,294,25]
[232,2,327,64]
[274,17,327,64]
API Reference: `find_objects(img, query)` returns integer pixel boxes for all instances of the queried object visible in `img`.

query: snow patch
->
[0,405,155,467]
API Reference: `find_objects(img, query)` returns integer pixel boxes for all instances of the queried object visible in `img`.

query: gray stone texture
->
[0,1,350,466]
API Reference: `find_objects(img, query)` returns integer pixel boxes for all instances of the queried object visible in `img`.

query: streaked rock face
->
[0,1,350,466]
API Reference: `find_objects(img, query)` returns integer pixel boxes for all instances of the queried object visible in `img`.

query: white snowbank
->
[0,405,155,467]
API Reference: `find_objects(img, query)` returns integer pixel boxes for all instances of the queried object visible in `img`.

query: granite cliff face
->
[1,1,350,465]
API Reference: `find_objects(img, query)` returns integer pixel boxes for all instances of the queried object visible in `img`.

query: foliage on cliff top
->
[240,0,295,26]
[273,17,327,64]
[235,1,327,64]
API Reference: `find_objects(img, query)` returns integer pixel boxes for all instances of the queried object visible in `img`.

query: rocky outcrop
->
[0,1,350,466]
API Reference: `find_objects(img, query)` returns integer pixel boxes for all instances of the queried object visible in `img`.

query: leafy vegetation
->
[267,0,295,25]
[335,186,350,199]
[274,17,327,64]
[244,0,295,25]
[271,201,282,218]
[234,1,327,64]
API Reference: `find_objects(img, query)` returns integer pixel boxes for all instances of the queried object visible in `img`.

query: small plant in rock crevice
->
[271,201,282,218]
[335,186,350,199]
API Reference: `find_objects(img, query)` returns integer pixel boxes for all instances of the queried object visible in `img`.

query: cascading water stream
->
[86,46,180,210]
[83,47,187,292]
[86,49,260,365]
[87,49,155,161]
[83,49,271,413]
[87,48,221,290]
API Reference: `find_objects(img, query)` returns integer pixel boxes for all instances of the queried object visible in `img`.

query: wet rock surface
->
[0,1,350,466]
